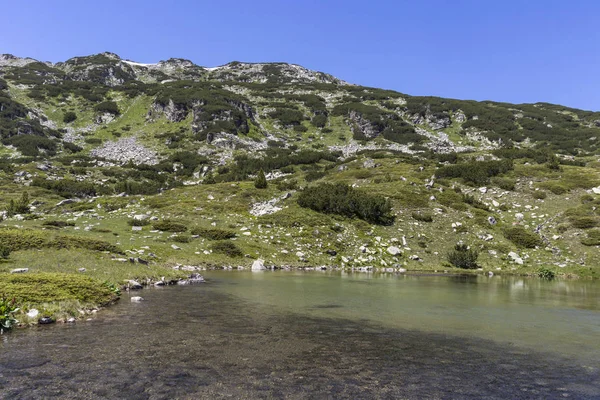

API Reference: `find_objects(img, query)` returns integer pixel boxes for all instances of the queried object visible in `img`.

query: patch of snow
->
[122,60,157,67]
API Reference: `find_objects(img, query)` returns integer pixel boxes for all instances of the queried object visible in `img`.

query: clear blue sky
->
[2,0,599,110]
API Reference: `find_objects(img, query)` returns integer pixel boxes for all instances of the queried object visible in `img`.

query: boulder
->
[252,259,266,271]
[10,268,29,274]
[387,246,402,256]
[127,280,143,289]
[130,296,144,302]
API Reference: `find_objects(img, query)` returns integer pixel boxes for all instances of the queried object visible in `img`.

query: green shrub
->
[94,101,120,115]
[210,240,243,257]
[85,138,102,145]
[63,111,77,123]
[254,169,267,189]
[503,227,543,248]
[305,170,326,182]
[171,235,192,243]
[31,177,98,198]
[492,177,516,191]
[0,245,11,259]
[447,244,479,269]
[276,179,298,191]
[581,229,600,246]
[462,194,490,211]
[190,227,236,240]
[0,273,117,305]
[0,229,121,253]
[7,192,30,216]
[5,135,57,157]
[63,142,83,153]
[42,220,75,228]
[538,181,568,195]
[537,267,556,280]
[533,191,547,200]
[152,220,187,232]
[412,211,433,222]
[570,216,598,229]
[127,219,151,227]
[0,296,19,333]
[297,182,395,225]
[437,159,513,185]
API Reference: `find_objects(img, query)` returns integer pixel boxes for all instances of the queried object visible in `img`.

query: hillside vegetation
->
[0,51,599,300]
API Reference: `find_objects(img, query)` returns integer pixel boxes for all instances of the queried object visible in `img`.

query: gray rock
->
[127,280,143,289]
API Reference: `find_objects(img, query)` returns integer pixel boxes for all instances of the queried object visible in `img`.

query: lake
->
[1,271,599,399]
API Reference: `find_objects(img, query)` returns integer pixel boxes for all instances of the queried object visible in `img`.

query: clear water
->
[1,271,599,399]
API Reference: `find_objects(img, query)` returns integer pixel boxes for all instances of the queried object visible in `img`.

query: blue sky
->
[2,0,599,110]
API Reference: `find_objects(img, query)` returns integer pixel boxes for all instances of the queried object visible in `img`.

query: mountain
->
[1,52,599,281]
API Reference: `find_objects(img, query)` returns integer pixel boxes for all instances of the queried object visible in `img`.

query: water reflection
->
[0,272,598,399]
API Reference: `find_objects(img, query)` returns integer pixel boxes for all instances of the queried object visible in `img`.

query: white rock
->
[479,187,487,194]
[171,244,181,250]
[387,246,402,256]
[130,296,144,302]
[10,268,29,274]
[515,213,524,221]
[27,309,39,318]
[251,259,266,271]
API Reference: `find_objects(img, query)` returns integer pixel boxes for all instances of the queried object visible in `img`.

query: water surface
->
[1,271,599,399]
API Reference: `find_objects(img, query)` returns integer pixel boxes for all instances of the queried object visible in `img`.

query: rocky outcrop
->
[148,99,189,122]
[206,62,347,85]
[348,111,383,139]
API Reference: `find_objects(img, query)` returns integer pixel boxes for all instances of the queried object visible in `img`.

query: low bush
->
[532,191,547,200]
[462,194,490,211]
[581,229,600,246]
[537,267,556,280]
[437,159,514,185]
[210,241,243,257]
[570,216,598,229]
[0,296,19,333]
[0,273,117,305]
[171,235,192,243]
[503,227,543,248]
[0,244,11,259]
[190,227,236,240]
[0,229,121,253]
[447,244,479,269]
[94,101,120,115]
[491,177,516,191]
[412,211,433,222]
[42,220,75,228]
[127,219,151,227]
[298,183,395,225]
[63,111,77,123]
[305,170,326,182]
[152,220,187,232]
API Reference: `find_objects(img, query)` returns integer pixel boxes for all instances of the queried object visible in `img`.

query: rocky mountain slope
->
[1,52,600,280]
